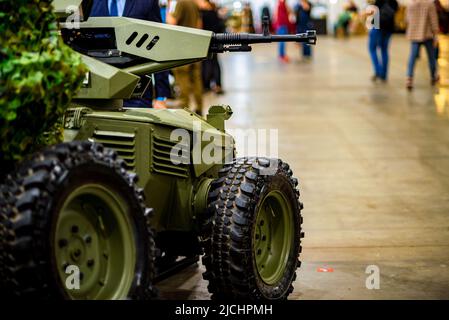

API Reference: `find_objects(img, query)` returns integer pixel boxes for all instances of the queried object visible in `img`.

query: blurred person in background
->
[275,0,293,62]
[167,0,204,115]
[242,2,256,33]
[334,4,353,37]
[90,0,171,108]
[199,0,225,94]
[347,0,359,13]
[435,0,449,34]
[405,0,440,90]
[160,0,168,23]
[261,4,274,33]
[367,0,398,82]
[295,0,313,59]
[434,0,449,59]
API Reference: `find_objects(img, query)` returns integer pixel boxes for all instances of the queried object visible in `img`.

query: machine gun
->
[210,17,316,53]
[210,30,317,53]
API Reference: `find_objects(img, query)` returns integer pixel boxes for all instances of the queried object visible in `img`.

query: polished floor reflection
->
[158,35,449,299]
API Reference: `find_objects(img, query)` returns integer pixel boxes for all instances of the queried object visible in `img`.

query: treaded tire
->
[0,141,156,299]
[202,157,304,300]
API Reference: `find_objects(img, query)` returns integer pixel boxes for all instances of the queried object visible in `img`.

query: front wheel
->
[0,141,155,299]
[202,157,304,300]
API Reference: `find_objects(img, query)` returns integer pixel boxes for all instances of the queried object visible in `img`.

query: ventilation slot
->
[152,135,189,178]
[136,34,149,48]
[146,36,160,50]
[93,131,136,171]
[126,31,138,45]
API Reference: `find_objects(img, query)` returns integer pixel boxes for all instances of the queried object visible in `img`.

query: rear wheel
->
[0,141,155,299]
[202,157,304,300]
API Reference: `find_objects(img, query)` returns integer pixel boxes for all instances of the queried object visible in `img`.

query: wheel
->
[0,141,155,299]
[202,157,304,300]
[0,183,10,298]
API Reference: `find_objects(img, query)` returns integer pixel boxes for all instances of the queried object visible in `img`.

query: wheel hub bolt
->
[71,225,79,233]
[260,220,264,226]
[74,249,81,257]
[262,235,266,241]
[87,259,94,267]
[257,249,262,255]
[84,235,92,244]
[58,239,68,248]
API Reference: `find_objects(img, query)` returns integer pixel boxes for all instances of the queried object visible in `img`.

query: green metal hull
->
[64,106,234,233]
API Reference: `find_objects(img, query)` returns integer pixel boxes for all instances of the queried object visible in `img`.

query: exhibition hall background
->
[158,0,449,299]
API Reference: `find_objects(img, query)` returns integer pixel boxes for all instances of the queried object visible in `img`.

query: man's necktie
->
[110,0,118,16]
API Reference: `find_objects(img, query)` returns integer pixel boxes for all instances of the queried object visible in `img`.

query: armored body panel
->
[64,107,234,232]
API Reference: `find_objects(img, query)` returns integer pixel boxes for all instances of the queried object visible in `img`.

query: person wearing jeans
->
[406,0,440,90]
[277,25,289,59]
[368,0,398,82]
[275,0,291,62]
[368,28,392,81]
[407,40,437,87]
[295,0,313,59]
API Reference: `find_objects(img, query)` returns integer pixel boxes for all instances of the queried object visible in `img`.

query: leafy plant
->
[0,0,86,176]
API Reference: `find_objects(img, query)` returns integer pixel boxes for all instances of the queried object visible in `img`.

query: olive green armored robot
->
[0,0,316,300]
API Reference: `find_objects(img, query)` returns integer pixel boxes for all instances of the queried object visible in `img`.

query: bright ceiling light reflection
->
[434,88,449,118]
[233,1,242,10]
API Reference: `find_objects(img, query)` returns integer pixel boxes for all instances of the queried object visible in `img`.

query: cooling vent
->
[152,135,189,178]
[93,130,136,171]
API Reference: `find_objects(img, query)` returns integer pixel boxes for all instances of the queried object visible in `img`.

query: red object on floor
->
[317,267,334,273]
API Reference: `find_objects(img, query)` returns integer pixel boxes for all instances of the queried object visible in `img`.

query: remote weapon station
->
[0,0,316,299]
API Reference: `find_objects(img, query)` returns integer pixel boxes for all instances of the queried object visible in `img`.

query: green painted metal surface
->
[254,191,294,285]
[75,17,212,62]
[77,55,140,99]
[66,107,233,232]
[59,11,232,233]
[65,17,213,99]
[55,183,136,299]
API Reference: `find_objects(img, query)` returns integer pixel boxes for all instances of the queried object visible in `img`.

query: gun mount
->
[59,15,316,101]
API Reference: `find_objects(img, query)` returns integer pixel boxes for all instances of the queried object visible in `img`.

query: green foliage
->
[0,0,86,172]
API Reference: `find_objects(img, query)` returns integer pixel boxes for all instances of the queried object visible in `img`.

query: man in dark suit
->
[90,0,171,108]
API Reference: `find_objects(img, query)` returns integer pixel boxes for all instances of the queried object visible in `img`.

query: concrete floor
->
[158,35,449,299]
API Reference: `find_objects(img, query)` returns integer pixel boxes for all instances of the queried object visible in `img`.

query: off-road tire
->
[202,157,304,300]
[0,141,156,299]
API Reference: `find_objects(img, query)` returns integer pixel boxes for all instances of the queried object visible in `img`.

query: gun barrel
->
[210,30,317,53]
